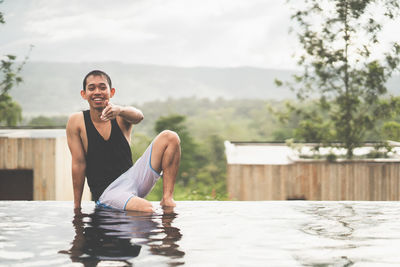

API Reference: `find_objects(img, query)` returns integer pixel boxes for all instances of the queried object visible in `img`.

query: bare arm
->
[66,113,87,210]
[101,101,144,124]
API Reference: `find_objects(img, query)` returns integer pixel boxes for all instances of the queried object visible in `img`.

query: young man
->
[66,70,180,212]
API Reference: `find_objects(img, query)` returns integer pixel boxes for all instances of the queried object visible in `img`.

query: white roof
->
[224,141,400,165]
[0,129,66,138]
[224,141,296,165]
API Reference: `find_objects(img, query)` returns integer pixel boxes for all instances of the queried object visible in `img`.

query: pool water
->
[1,201,400,266]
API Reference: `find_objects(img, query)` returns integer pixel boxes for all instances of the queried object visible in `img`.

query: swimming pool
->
[1,201,400,266]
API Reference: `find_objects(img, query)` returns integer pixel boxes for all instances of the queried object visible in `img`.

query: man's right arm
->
[66,113,86,210]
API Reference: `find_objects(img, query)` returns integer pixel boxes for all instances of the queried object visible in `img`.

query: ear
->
[110,88,116,98]
[80,90,87,100]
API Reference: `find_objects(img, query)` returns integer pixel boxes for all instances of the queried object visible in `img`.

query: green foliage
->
[154,114,206,186]
[280,0,400,158]
[139,113,228,201]
[366,141,394,158]
[131,132,152,162]
[0,93,22,126]
[0,55,24,126]
[27,115,68,127]
[0,4,31,126]
[134,97,285,142]
[383,121,400,141]
[0,2,4,24]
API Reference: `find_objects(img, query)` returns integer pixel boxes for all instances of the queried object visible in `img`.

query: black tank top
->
[83,110,133,201]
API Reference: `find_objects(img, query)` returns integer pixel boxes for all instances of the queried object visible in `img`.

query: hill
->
[12,61,399,116]
[13,62,295,115]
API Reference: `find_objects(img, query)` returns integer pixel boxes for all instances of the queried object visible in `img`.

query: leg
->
[125,196,154,212]
[151,130,181,207]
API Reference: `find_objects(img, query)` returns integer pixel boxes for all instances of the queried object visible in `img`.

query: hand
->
[73,206,82,215]
[100,100,121,121]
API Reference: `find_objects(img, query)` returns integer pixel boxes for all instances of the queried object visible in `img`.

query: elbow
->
[72,160,86,172]
[138,112,144,123]
[132,110,144,124]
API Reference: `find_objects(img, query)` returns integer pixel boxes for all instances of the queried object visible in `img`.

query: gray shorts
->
[96,142,161,210]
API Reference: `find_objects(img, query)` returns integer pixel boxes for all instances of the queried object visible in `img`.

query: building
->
[225,141,400,201]
[0,129,91,201]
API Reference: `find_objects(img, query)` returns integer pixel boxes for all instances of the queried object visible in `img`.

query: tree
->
[0,3,30,126]
[383,121,400,141]
[155,114,206,186]
[278,0,400,158]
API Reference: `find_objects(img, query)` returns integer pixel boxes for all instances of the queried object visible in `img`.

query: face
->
[81,75,115,110]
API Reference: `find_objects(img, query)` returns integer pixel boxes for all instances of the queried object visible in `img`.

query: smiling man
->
[66,70,180,212]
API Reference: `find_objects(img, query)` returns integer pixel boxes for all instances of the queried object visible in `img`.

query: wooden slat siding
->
[7,138,16,169]
[242,165,251,200]
[47,138,56,200]
[344,163,350,200]
[227,161,400,201]
[375,163,381,201]
[0,138,5,168]
[394,163,399,201]
[359,163,367,200]
[286,165,293,200]
[226,165,232,199]
[263,165,270,199]
[249,166,256,200]
[271,166,279,199]
[1,136,91,201]
[392,163,398,200]
[297,164,305,199]
[231,165,238,200]
[234,165,241,200]
[33,139,43,200]
[264,165,272,200]
[227,165,234,199]
[228,164,240,200]
[17,139,23,168]
[254,165,264,200]
[310,163,316,200]
[243,165,250,200]
[355,163,360,200]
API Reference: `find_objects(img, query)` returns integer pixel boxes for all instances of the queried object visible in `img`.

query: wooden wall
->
[227,161,400,201]
[0,136,91,201]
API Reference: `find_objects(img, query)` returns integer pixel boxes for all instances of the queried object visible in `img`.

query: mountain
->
[11,61,399,116]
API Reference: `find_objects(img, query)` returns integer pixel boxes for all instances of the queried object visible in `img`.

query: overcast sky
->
[0,0,399,69]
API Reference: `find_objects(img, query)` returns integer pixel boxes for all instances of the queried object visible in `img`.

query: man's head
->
[82,70,112,91]
[81,70,115,111]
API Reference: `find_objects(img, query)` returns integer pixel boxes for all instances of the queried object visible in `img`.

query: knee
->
[159,130,180,146]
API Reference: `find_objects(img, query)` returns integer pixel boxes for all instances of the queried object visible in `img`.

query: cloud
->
[0,0,303,68]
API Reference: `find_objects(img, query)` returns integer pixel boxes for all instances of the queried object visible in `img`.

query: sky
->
[0,0,299,69]
[0,0,399,69]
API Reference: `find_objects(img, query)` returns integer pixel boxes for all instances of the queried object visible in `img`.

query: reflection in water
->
[59,206,184,266]
[295,203,387,266]
[300,204,357,240]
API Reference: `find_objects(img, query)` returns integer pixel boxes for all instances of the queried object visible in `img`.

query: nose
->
[93,87,102,94]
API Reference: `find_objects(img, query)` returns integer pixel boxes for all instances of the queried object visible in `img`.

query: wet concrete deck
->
[1,201,400,266]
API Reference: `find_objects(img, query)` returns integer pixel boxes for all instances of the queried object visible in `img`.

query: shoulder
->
[67,112,84,133]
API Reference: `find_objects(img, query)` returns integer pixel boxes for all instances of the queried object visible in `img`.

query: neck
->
[89,107,106,123]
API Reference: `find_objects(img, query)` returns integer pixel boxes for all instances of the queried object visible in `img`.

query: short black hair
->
[83,70,112,91]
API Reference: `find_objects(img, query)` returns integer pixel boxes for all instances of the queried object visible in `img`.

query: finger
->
[100,116,110,121]
[102,104,111,117]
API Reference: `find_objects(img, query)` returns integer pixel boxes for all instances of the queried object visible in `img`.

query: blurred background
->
[1,0,399,201]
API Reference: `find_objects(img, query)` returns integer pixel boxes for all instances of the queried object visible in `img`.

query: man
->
[66,70,180,212]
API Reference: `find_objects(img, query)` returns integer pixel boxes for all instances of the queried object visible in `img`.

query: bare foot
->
[160,198,176,207]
